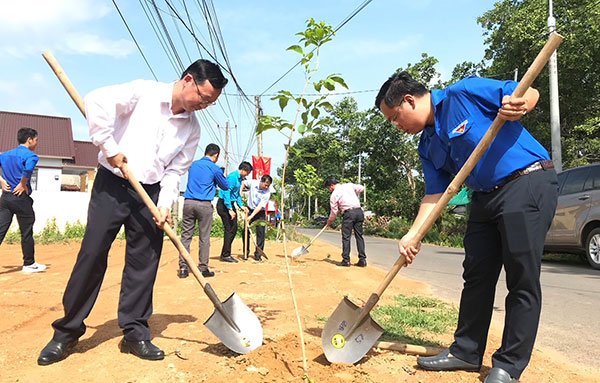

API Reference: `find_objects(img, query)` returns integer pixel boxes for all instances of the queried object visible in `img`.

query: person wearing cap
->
[324,177,367,268]
[375,71,558,383]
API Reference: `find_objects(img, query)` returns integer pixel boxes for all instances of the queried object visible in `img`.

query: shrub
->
[35,218,64,244]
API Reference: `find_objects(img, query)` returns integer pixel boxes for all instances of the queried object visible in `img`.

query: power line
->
[112,0,158,80]
[259,0,374,96]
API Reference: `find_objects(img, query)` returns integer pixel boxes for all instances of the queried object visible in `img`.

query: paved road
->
[297,228,600,369]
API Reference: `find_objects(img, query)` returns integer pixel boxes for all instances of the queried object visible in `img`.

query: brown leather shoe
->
[120,338,164,360]
[38,339,78,365]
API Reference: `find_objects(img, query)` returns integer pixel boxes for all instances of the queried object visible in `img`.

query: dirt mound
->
[1,238,598,382]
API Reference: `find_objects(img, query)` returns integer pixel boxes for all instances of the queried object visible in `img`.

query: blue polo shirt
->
[183,156,229,201]
[218,170,244,209]
[0,145,39,194]
[418,76,550,193]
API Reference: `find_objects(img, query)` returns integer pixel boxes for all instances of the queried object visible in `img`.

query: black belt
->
[492,160,554,191]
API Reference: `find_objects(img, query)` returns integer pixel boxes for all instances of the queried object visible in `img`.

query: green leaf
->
[278,96,289,111]
[298,124,307,134]
[319,101,333,111]
[287,45,304,55]
[311,108,320,119]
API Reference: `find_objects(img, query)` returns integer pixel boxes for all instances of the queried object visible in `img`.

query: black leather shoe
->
[355,259,367,267]
[38,339,78,365]
[120,339,164,360]
[201,269,215,277]
[417,349,480,371]
[177,267,189,278]
[254,255,262,262]
[220,256,238,263]
[338,260,350,267]
[484,367,519,383]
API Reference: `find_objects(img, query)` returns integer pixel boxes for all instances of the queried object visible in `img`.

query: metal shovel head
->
[204,292,263,354]
[322,296,384,364]
[291,245,308,257]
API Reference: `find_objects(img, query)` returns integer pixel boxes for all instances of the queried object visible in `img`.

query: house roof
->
[0,110,75,158]
[68,140,99,168]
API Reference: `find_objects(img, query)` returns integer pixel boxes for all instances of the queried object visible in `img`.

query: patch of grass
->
[372,294,458,347]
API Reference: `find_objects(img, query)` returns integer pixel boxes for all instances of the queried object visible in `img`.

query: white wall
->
[35,158,63,192]
[7,191,92,233]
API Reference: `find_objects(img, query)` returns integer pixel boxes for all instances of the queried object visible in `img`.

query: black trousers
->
[449,168,558,379]
[216,198,237,258]
[0,192,36,265]
[52,167,163,343]
[242,208,265,258]
[341,207,366,262]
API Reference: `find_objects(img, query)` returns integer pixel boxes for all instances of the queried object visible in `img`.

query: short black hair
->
[375,71,428,110]
[239,161,253,172]
[260,174,273,184]
[205,143,220,156]
[181,59,228,89]
[17,127,38,144]
[324,176,338,188]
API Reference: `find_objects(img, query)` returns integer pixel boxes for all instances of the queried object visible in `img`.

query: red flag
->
[252,156,271,179]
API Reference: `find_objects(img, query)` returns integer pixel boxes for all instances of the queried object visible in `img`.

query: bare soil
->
[1,236,598,383]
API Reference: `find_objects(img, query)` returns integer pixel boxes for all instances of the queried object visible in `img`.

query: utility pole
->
[358,155,361,184]
[548,0,563,172]
[224,121,230,175]
[255,96,263,157]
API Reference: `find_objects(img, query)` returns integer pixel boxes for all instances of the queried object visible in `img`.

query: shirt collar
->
[162,81,193,119]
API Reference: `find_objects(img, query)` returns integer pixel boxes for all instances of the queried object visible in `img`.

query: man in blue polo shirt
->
[375,72,558,383]
[0,127,46,273]
[216,161,252,263]
[178,143,229,278]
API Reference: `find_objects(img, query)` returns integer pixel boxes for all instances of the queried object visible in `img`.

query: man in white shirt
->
[325,177,367,267]
[38,59,228,365]
[242,174,273,261]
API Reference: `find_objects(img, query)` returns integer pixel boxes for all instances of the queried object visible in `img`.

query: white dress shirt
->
[85,79,200,208]
[243,179,272,210]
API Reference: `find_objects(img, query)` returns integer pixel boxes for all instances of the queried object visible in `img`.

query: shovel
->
[247,224,269,260]
[42,51,263,354]
[291,225,327,257]
[321,32,564,364]
[243,210,249,260]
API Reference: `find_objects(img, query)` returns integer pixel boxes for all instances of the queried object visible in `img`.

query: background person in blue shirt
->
[376,72,558,383]
[0,127,46,273]
[216,161,253,263]
[178,143,229,278]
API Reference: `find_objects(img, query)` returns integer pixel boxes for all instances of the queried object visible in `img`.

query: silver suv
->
[544,163,600,269]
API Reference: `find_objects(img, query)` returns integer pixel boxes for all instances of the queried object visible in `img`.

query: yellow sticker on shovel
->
[331,334,346,349]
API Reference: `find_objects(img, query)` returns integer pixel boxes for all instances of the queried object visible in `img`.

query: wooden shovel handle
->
[307,225,328,246]
[42,50,210,289]
[373,32,564,299]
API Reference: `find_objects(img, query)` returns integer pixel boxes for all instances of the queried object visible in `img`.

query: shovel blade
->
[322,296,384,364]
[204,292,263,354]
[291,245,308,257]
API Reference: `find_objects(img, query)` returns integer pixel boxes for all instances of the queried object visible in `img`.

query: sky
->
[0,0,498,175]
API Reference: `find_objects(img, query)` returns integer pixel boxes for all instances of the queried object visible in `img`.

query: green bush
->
[3,229,21,244]
[352,208,467,248]
[35,218,64,244]
[63,221,86,239]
